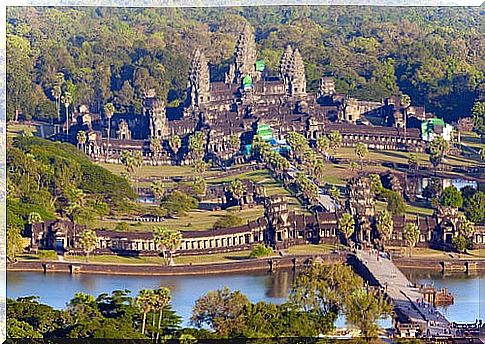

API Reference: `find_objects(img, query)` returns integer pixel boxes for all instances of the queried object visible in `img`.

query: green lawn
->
[63,250,255,265]
[7,123,39,138]
[93,205,265,232]
[284,243,344,255]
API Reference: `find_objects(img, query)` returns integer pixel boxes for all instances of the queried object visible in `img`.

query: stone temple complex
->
[66,23,440,167]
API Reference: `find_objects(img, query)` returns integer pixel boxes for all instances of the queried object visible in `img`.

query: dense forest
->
[6,6,484,123]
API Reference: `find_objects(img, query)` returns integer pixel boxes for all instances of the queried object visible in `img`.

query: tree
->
[228,134,240,152]
[328,131,342,155]
[349,161,358,172]
[376,210,393,248]
[403,223,420,257]
[471,101,485,139]
[27,212,42,225]
[76,130,87,150]
[229,179,246,207]
[429,136,449,171]
[382,190,406,216]
[249,244,273,258]
[193,176,207,197]
[51,85,62,122]
[160,190,198,216]
[79,229,98,261]
[345,289,392,339]
[191,287,250,337]
[193,160,208,175]
[153,227,171,263]
[166,231,182,265]
[120,150,143,175]
[104,103,116,160]
[153,288,172,341]
[316,136,330,156]
[7,226,23,260]
[290,262,363,319]
[354,142,368,169]
[329,186,341,206]
[480,147,485,161]
[464,191,485,225]
[61,91,72,136]
[136,289,155,335]
[408,153,418,172]
[169,135,181,157]
[312,160,325,186]
[150,137,162,162]
[440,186,463,209]
[150,181,164,201]
[213,214,243,229]
[338,213,355,246]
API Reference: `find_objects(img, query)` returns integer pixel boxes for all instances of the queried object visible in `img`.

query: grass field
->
[98,163,202,178]
[93,205,265,232]
[389,246,485,259]
[284,243,344,255]
[7,123,39,138]
[63,250,256,265]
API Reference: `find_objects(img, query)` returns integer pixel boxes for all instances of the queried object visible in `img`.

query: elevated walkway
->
[352,249,454,338]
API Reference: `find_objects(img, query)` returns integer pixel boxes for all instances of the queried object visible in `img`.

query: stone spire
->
[188,49,210,108]
[234,23,257,83]
[279,45,293,86]
[143,90,169,140]
[318,76,336,98]
[288,48,306,96]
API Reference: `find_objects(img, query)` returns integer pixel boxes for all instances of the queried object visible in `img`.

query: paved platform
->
[355,249,454,337]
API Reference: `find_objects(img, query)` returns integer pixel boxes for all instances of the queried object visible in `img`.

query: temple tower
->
[234,23,257,83]
[318,77,336,98]
[279,45,293,89]
[346,175,375,243]
[188,49,210,108]
[264,196,291,249]
[288,48,306,96]
[143,90,169,140]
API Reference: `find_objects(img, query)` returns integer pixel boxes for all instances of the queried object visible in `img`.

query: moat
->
[7,270,484,328]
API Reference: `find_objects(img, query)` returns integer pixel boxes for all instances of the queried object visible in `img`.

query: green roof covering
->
[255,60,265,72]
[257,124,273,141]
[242,74,253,88]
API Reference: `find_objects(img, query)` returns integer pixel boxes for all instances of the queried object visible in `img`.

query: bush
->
[249,244,273,258]
[213,214,243,229]
[38,250,57,260]
[161,190,198,216]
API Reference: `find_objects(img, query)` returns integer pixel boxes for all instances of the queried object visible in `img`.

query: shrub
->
[249,244,273,258]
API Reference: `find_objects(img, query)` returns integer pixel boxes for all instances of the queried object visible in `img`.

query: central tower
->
[234,23,257,83]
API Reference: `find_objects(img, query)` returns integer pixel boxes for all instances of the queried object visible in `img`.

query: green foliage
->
[160,190,198,216]
[471,101,485,137]
[376,210,394,245]
[464,191,485,225]
[345,289,392,338]
[213,214,243,229]
[249,244,273,258]
[79,229,98,259]
[338,213,355,244]
[403,223,420,256]
[7,226,24,260]
[381,189,406,216]
[191,286,250,337]
[440,186,463,209]
[6,7,483,123]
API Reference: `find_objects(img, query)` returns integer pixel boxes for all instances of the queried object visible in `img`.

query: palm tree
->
[150,181,164,201]
[193,160,208,175]
[329,186,341,207]
[153,227,171,263]
[350,161,358,172]
[193,176,207,197]
[313,160,325,186]
[76,130,86,151]
[136,289,155,335]
[354,142,368,170]
[104,103,116,160]
[169,134,182,157]
[480,147,485,161]
[27,212,42,225]
[429,136,449,172]
[376,210,394,249]
[150,137,162,162]
[328,130,343,156]
[338,213,355,246]
[79,229,98,261]
[228,134,240,152]
[61,91,72,136]
[408,153,418,173]
[229,179,246,207]
[51,85,62,122]
[153,287,171,342]
[166,231,182,266]
[403,223,420,257]
[316,136,330,157]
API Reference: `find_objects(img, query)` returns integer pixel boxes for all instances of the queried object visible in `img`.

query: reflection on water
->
[7,269,484,327]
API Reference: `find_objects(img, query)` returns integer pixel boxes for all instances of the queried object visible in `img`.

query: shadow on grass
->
[224,255,251,261]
